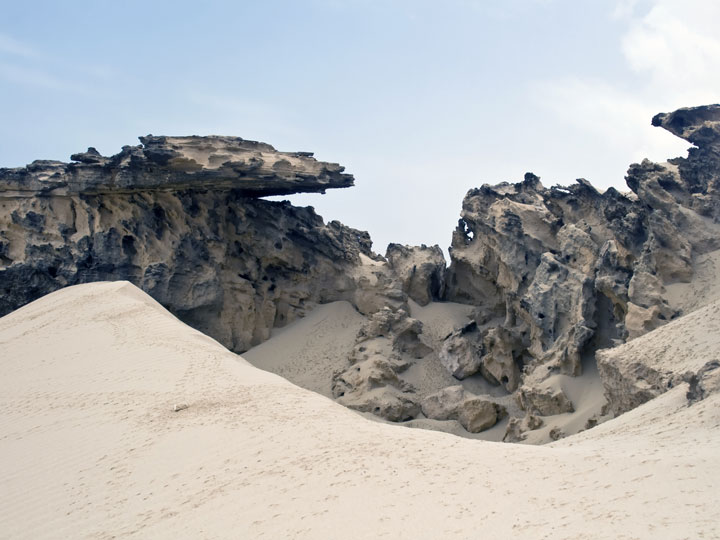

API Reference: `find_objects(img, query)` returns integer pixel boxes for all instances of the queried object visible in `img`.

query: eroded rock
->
[331,308,429,422]
[503,414,544,443]
[385,244,446,306]
[517,384,574,416]
[598,299,720,416]
[421,385,505,433]
[0,135,354,197]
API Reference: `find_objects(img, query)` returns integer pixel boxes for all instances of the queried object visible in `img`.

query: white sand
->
[521,356,608,445]
[242,301,366,398]
[1,281,719,539]
[666,249,720,315]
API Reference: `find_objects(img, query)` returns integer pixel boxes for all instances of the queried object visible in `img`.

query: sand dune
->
[1,282,719,539]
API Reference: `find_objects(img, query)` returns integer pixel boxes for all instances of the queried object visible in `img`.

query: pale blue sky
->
[2,0,718,254]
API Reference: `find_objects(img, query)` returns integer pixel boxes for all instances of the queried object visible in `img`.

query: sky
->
[1,0,719,256]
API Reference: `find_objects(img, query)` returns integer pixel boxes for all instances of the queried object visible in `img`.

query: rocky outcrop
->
[332,308,429,421]
[440,104,720,438]
[444,105,720,370]
[598,299,720,416]
[4,105,720,440]
[0,135,354,197]
[421,385,506,433]
[1,191,376,352]
[0,137,371,353]
[385,244,445,305]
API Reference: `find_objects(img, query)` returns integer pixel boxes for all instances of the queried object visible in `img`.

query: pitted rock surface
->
[0,135,354,197]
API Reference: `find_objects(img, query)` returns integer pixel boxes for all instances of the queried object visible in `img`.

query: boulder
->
[517,384,574,416]
[421,386,505,433]
[503,414,544,443]
[385,244,446,305]
[438,325,483,380]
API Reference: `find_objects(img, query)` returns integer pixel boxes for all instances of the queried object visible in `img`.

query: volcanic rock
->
[385,243,446,305]
[421,385,505,433]
[445,105,720,399]
[0,135,354,197]
[331,308,428,422]
[0,137,365,353]
[598,299,720,416]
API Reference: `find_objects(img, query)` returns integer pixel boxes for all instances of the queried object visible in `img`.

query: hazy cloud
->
[621,0,720,101]
[0,33,39,58]
[532,0,719,185]
[0,62,88,93]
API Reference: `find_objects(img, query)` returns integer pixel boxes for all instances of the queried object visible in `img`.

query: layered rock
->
[0,137,369,353]
[0,135,353,197]
[598,299,720,416]
[442,104,720,437]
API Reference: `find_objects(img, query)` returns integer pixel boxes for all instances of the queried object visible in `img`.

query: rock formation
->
[3,105,720,439]
[0,135,354,197]
[385,244,445,305]
[441,104,720,439]
[421,385,506,433]
[597,299,720,416]
[0,136,370,353]
[331,308,429,422]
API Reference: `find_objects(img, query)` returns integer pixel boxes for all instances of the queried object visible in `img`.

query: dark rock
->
[385,243,446,306]
[1,135,354,197]
[445,104,720,395]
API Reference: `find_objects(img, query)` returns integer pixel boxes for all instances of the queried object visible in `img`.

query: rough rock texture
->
[331,308,427,421]
[432,104,720,439]
[4,105,720,438]
[0,137,373,353]
[503,414,544,443]
[0,136,354,197]
[517,384,574,416]
[438,323,484,380]
[1,192,376,352]
[442,105,720,433]
[437,322,523,392]
[598,299,720,416]
[385,243,446,305]
[421,385,505,433]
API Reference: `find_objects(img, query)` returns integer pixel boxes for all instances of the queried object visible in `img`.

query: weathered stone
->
[651,104,720,149]
[517,384,574,416]
[385,243,446,306]
[332,308,429,423]
[337,387,421,422]
[480,327,522,392]
[438,325,483,380]
[5,105,720,437]
[597,299,720,416]
[421,385,466,420]
[443,105,720,415]
[503,414,544,443]
[0,135,354,197]
[421,385,504,433]
[458,398,501,433]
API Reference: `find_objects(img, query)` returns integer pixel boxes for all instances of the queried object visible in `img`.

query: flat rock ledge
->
[0,135,354,197]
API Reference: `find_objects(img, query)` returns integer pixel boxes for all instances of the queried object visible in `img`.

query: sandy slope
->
[1,282,719,539]
[242,301,366,397]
